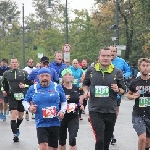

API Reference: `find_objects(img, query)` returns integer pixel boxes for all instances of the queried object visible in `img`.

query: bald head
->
[72,59,78,68]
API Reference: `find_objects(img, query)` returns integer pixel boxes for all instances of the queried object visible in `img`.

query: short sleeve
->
[128,80,136,93]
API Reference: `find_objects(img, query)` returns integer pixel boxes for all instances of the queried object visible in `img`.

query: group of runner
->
[0,47,150,150]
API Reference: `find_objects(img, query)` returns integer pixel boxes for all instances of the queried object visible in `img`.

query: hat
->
[61,68,72,76]
[38,68,51,76]
[2,58,8,63]
[40,56,49,63]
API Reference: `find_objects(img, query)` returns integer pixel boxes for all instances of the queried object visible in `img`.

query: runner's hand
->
[133,92,140,99]
[2,91,7,97]
[19,82,25,88]
[111,84,119,92]
[29,105,37,113]
[57,111,64,120]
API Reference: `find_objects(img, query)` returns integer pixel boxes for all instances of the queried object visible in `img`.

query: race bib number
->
[72,79,78,84]
[67,103,76,113]
[14,93,24,100]
[95,86,109,97]
[59,78,62,84]
[42,106,56,118]
[139,97,150,107]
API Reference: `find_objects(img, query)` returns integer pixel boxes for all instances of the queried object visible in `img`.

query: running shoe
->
[79,117,83,120]
[13,135,19,142]
[0,113,4,119]
[3,115,6,121]
[111,135,116,145]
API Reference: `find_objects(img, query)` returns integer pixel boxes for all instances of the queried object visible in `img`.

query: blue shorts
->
[132,116,150,137]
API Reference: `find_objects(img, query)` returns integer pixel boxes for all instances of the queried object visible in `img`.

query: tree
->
[0,0,20,39]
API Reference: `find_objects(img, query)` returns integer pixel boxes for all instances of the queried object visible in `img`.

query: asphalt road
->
[0,96,138,150]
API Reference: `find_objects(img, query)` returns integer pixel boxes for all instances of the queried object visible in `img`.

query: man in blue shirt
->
[28,56,59,83]
[23,68,67,150]
[50,51,67,82]
[110,45,131,144]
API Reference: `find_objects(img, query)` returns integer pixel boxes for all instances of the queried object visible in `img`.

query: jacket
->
[83,63,126,113]
[49,61,67,78]
[112,56,131,79]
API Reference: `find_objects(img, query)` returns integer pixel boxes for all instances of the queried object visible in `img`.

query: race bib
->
[95,86,109,97]
[14,93,24,100]
[59,78,62,84]
[42,106,56,118]
[72,79,78,84]
[139,97,150,107]
[67,103,76,113]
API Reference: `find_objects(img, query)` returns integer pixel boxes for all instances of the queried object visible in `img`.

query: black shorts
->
[59,116,79,146]
[132,116,150,137]
[4,97,9,103]
[8,97,24,112]
[37,126,59,148]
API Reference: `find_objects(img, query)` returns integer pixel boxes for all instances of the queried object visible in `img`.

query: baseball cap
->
[2,58,8,63]
[38,68,51,76]
[40,56,49,63]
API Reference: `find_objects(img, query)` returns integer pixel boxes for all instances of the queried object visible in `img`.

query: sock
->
[11,120,17,134]
[145,148,149,150]
[26,111,28,114]
[17,118,23,128]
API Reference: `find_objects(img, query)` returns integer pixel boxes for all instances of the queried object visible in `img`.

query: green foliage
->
[0,0,150,67]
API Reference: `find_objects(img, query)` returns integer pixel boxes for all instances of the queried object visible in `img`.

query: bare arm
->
[83,86,89,93]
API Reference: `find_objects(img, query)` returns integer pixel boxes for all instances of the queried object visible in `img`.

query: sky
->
[14,0,95,17]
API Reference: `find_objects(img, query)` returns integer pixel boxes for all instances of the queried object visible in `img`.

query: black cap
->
[2,58,8,63]
[40,56,49,63]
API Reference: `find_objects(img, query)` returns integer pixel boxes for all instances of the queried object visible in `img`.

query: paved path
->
[0,96,138,150]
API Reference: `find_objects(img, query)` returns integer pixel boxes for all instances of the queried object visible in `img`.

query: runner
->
[127,58,150,150]
[81,59,88,114]
[70,59,84,120]
[23,68,67,150]
[83,47,125,150]
[1,58,31,142]
[59,68,82,150]
[49,51,67,83]
[28,56,59,83]
[23,58,36,121]
[64,60,71,68]
[109,45,131,144]
[0,58,10,121]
